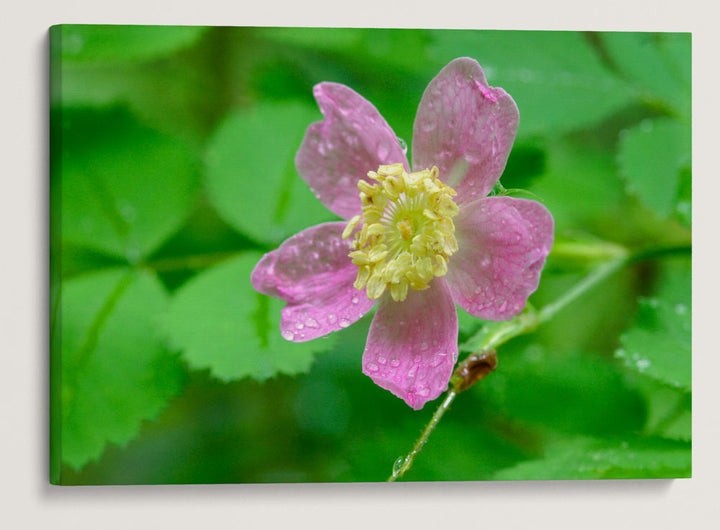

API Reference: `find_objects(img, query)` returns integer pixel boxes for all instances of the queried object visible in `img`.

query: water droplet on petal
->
[328,314,337,324]
[390,359,400,368]
[377,143,390,160]
[416,386,430,397]
[397,136,408,155]
[296,322,305,330]
[339,318,351,328]
[305,317,319,328]
[377,355,387,365]
[282,330,295,341]
[351,296,359,304]
[366,362,379,373]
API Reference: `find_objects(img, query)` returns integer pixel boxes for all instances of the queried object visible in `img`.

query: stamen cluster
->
[342,163,459,302]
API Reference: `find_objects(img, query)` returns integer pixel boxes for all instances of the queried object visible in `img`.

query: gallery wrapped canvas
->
[50,25,691,484]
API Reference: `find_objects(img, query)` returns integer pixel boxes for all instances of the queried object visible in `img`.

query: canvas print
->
[50,25,691,484]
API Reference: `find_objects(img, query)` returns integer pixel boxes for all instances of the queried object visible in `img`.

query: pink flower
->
[251,58,554,410]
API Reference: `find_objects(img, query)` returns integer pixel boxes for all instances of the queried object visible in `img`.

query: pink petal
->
[251,222,375,341]
[362,279,458,410]
[447,196,554,321]
[412,57,519,204]
[295,82,409,220]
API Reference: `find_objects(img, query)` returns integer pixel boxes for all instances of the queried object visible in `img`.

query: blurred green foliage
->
[50,25,691,484]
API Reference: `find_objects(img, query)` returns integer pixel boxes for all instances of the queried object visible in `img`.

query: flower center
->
[342,163,459,302]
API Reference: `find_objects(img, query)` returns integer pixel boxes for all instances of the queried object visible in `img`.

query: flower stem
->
[538,255,628,324]
[388,389,457,481]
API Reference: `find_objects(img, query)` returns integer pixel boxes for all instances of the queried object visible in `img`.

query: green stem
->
[538,255,627,324]
[388,389,457,481]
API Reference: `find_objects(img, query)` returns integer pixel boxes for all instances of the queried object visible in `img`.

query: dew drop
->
[420,341,429,350]
[339,318,351,328]
[390,359,400,368]
[305,317,319,328]
[328,314,338,324]
[351,296,359,304]
[397,136,408,155]
[674,304,688,315]
[377,143,390,160]
[430,353,446,367]
[636,358,651,372]
[282,330,295,341]
[366,362,379,373]
[392,456,408,476]
[295,322,305,330]
[377,355,387,365]
[117,200,136,223]
[125,247,141,265]
[416,386,430,397]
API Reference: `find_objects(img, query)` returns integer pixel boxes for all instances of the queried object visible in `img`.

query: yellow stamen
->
[342,163,459,302]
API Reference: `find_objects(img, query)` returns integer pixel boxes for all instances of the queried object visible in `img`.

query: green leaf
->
[255,27,366,53]
[59,106,200,261]
[161,252,331,381]
[205,102,337,245]
[494,437,690,480]
[60,268,185,471]
[528,135,627,234]
[481,347,645,436]
[637,378,691,441]
[616,295,691,391]
[600,32,691,119]
[56,24,207,64]
[429,30,634,137]
[618,118,691,219]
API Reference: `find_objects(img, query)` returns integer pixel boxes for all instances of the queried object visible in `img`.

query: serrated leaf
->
[56,24,207,64]
[59,106,200,261]
[162,253,331,381]
[429,30,634,137]
[616,295,691,391]
[60,268,185,471]
[205,102,337,245]
[600,32,690,119]
[494,437,690,480]
[618,118,691,219]
[639,379,691,441]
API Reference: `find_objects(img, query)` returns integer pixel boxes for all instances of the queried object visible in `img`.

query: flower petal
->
[362,279,458,410]
[412,57,519,203]
[447,196,554,321]
[251,222,375,341]
[295,82,409,220]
